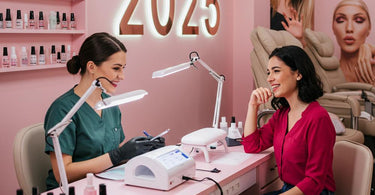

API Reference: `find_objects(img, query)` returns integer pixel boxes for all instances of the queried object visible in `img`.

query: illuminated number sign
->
[119,0,220,36]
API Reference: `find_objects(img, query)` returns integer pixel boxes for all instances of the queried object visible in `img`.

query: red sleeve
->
[296,114,336,195]
[241,110,279,153]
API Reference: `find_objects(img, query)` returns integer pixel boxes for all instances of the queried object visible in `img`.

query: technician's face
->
[95,51,126,94]
[332,5,371,54]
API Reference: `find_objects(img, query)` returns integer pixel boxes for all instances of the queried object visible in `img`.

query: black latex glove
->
[109,136,154,166]
[109,136,166,166]
[146,136,166,150]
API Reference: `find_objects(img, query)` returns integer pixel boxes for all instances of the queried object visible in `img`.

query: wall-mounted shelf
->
[0,29,86,35]
[0,64,66,73]
[0,0,87,73]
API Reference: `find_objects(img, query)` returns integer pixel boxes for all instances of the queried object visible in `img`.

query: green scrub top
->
[44,87,125,190]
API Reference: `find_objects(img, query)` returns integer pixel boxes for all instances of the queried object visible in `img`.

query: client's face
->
[332,5,371,55]
[267,56,299,99]
[95,51,127,94]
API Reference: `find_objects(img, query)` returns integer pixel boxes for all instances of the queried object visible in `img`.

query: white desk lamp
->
[46,77,148,194]
[152,51,227,163]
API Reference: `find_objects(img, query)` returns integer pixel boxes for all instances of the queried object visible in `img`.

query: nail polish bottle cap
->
[39,11,43,20]
[16,189,23,195]
[0,13,3,21]
[61,45,65,53]
[24,13,28,22]
[69,186,75,195]
[21,46,27,53]
[3,47,8,56]
[5,9,11,20]
[70,13,75,21]
[99,183,107,195]
[40,46,44,54]
[57,52,61,59]
[30,11,34,20]
[32,187,38,195]
[31,46,36,55]
[56,11,60,22]
[51,45,56,54]
[11,46,16,55]
[17,10,22,19]
[231,116,236,123]
[62,13,66,21]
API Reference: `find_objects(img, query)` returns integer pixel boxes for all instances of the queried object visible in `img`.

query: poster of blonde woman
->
[332,0,375,85]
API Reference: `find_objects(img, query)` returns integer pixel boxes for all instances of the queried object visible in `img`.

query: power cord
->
[182,176,223,195]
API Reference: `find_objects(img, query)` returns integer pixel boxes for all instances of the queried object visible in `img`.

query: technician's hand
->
[281,7,306,47]
[249,87,272,107]
[109,136,156,166]
[357,43,375,84]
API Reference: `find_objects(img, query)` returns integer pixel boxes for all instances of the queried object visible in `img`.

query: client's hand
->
[109,136,163,166]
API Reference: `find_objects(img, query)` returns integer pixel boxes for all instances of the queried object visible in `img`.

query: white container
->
[21,46,28,66]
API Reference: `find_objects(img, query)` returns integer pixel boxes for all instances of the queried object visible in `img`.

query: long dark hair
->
[269,46,323,110]
[67,32,127,75]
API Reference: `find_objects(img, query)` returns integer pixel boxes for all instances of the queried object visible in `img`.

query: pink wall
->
[1,1,271,194]
[232,0,270,122]
[315,0,375,58]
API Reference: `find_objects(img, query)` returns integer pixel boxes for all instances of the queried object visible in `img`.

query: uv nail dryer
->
[124,145,195,190]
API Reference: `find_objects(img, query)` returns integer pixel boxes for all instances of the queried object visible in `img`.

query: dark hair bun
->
[67,55,81,75]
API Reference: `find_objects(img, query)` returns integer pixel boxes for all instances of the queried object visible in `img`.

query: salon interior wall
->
[0,0,269,193]
[315,0,375,58]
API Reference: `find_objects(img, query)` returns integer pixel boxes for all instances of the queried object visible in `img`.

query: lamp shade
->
[95,90,148,110]
[152,62,191,78]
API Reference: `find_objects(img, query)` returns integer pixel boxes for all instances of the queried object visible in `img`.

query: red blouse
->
[242,101,336,195]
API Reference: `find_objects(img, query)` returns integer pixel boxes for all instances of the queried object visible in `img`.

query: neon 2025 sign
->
[118,0,220,37]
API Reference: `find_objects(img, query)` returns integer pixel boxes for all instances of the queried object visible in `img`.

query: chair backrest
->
[333,140,373,195]
[13,123,51,195]
[304,28,347,93]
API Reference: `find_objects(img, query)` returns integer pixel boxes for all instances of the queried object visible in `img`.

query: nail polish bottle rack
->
[0,0,86,73]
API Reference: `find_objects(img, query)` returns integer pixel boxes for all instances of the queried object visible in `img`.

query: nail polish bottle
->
[70,13,76,29]
[29,11,35,29]
[50,45,57,64]
[16,10,22,29]
[61,13,68,29]
[61,45,66,63]
[2,47,9,68]
[21,46,28,66]
[56,11,61,29]
[24,13,28,29]
[39,46,45,65]
[57,52,61,63]
[0,13,3,29]
[5,8,12,28]
[10,46,18,67]
[84,173,97,195]
[30,46,37,65]
[38,11,44,29]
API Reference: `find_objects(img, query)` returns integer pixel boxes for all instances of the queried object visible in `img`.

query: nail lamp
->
[152,51,227,163]
[46,78,148,194]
